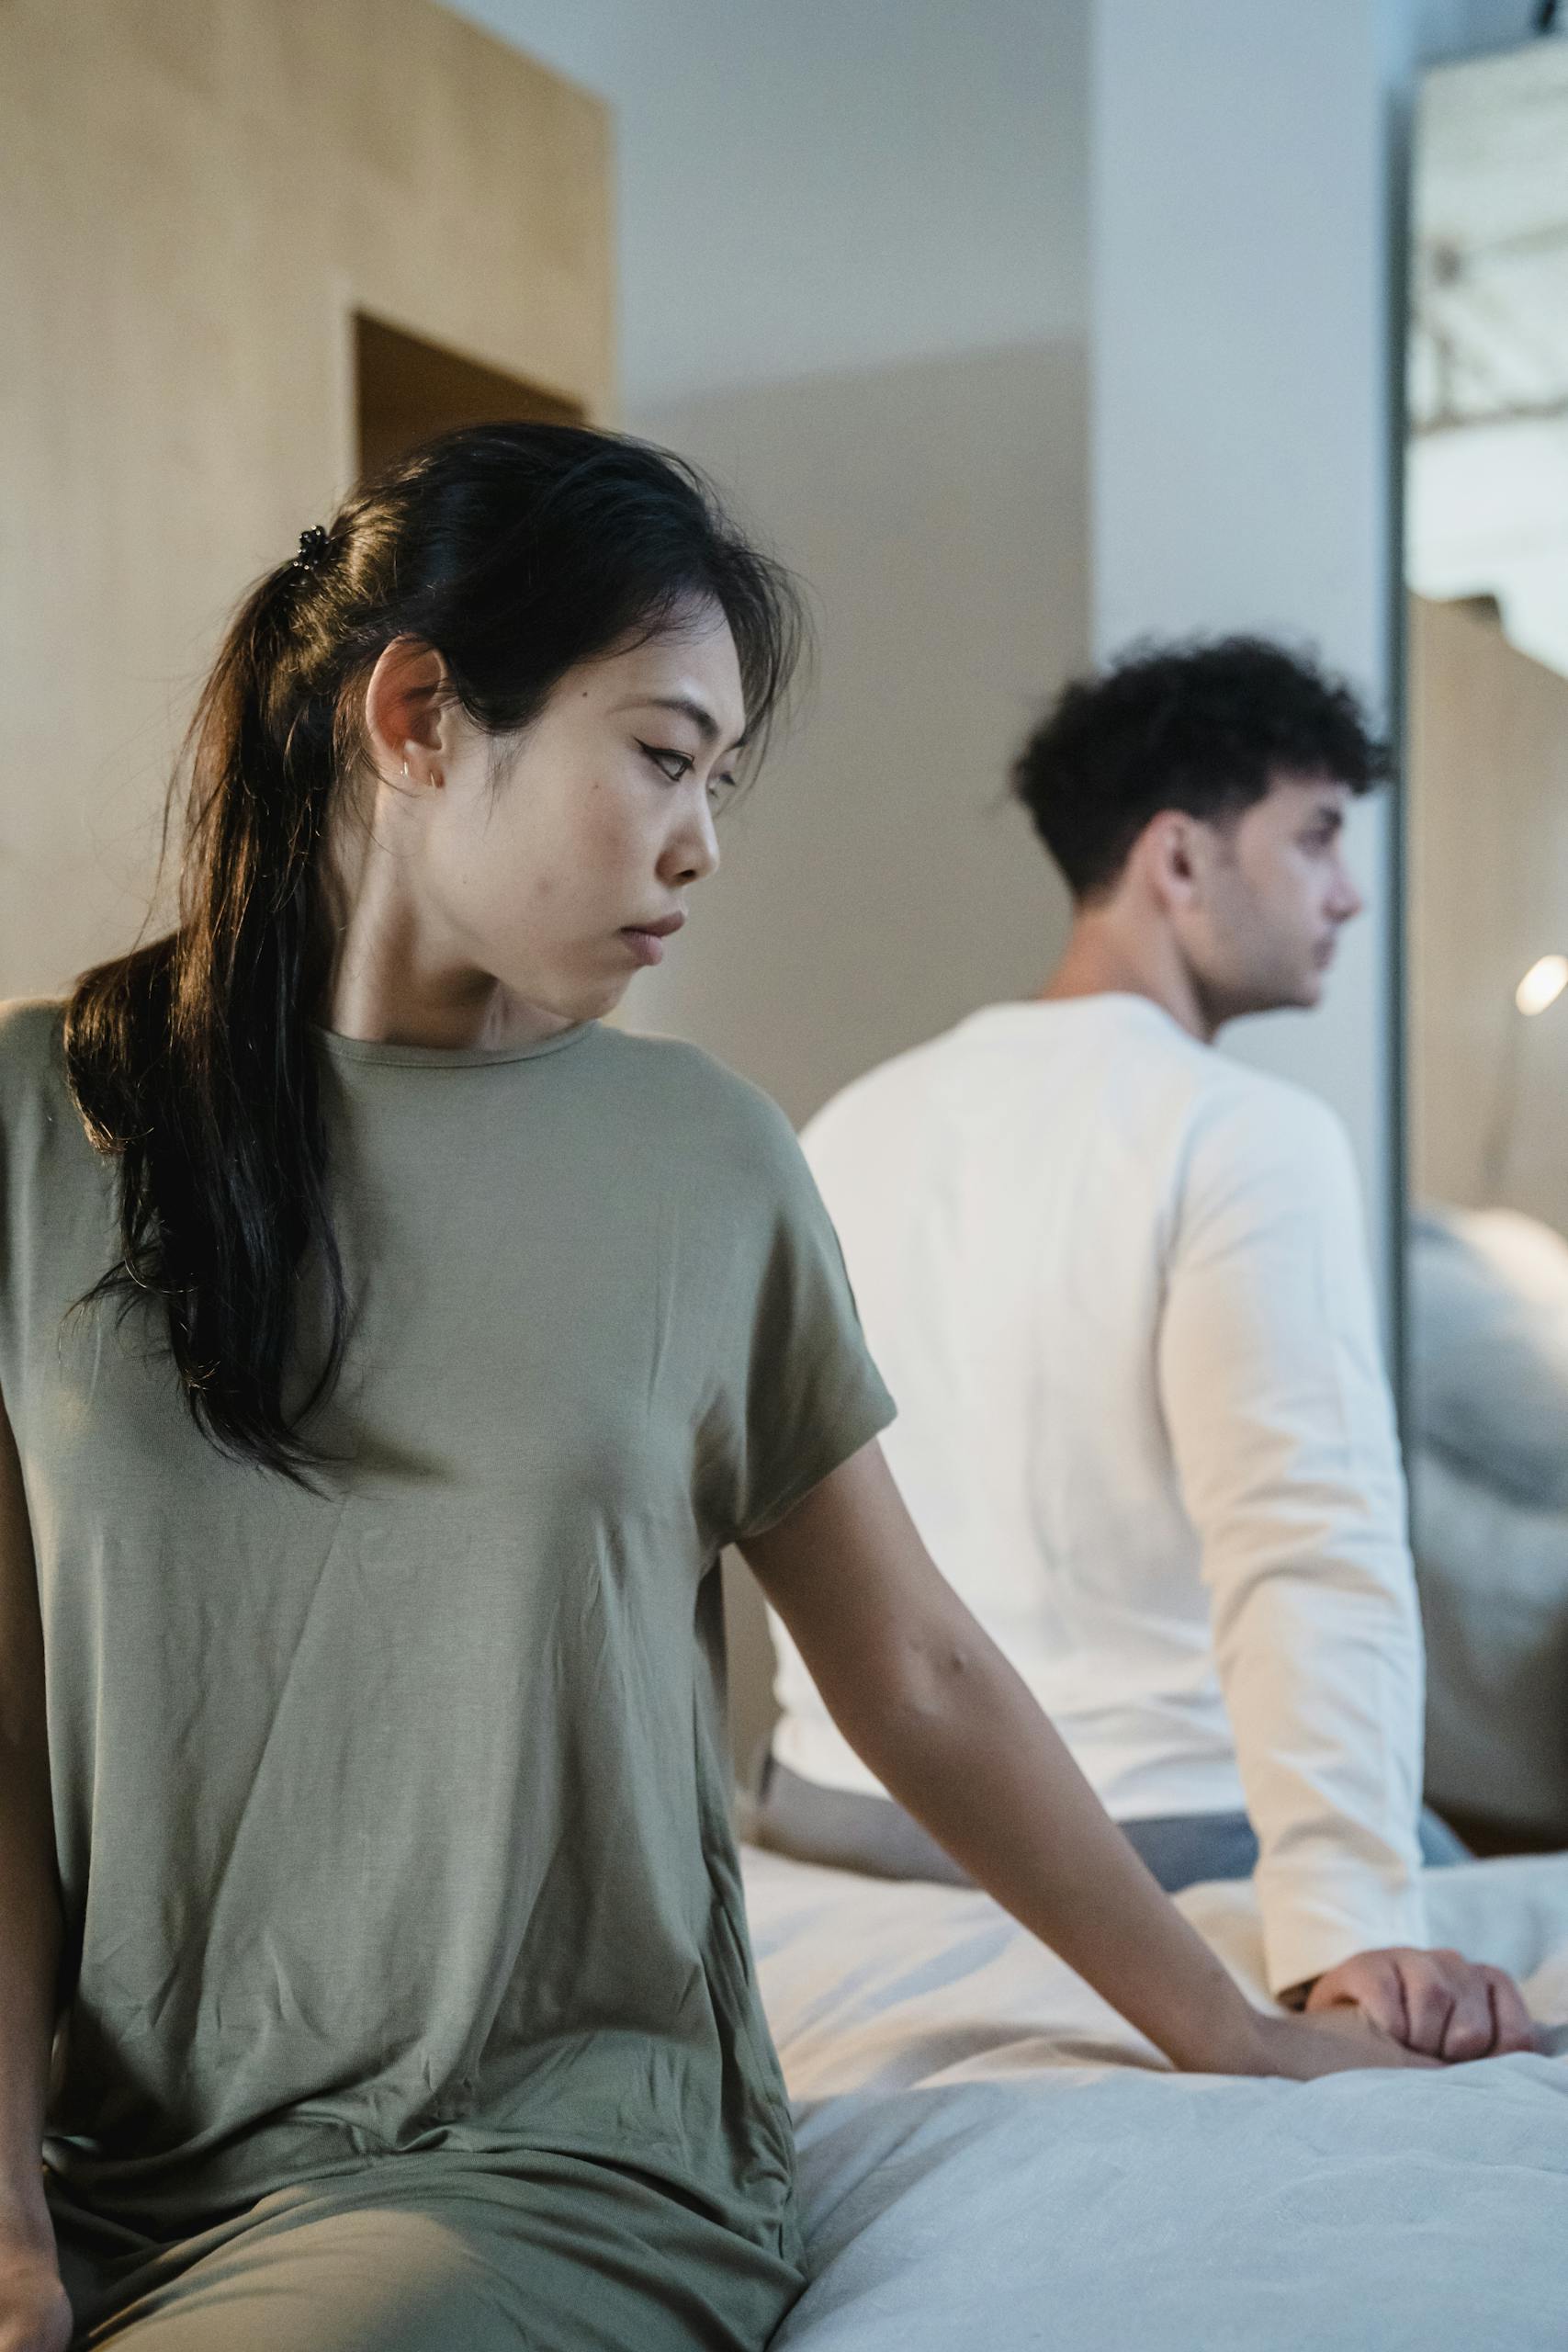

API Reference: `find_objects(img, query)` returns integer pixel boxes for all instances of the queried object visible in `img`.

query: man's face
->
[1179,771,1364,1023]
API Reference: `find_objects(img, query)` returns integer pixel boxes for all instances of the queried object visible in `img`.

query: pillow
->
[1409,1203,1568,1509]
[1412,1442,1568,1837]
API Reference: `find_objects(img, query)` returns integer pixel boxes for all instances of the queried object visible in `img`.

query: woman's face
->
[344,605,748,1046]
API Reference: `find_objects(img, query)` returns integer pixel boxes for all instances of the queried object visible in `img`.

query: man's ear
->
[363,637,451,786]
[1137,809,1201,912]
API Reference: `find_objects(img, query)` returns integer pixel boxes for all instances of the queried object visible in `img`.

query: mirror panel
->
[1404,42,1568,1851]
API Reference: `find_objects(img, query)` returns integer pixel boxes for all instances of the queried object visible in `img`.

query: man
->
[757,636,1533,2056]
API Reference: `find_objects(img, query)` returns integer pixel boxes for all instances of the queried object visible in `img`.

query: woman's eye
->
[639,741,694,783]
[707,775,739,811]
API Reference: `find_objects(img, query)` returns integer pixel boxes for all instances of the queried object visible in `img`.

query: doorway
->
[355,312,584,479]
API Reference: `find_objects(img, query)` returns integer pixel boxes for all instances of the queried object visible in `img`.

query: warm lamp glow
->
[1516,956,1568,1017]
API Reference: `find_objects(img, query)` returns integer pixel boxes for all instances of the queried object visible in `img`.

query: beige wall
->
[1408,595,1568,1231]
[628,342,1088,1770]
[0,0,610,1001]
[630,345,1084,1125]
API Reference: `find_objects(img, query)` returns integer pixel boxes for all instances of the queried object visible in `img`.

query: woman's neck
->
[314,814,570,1052]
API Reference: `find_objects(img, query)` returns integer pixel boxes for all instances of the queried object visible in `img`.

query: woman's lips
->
[620,912,684,967]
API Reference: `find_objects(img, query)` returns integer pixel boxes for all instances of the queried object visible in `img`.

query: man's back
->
[771,992,1426,1992]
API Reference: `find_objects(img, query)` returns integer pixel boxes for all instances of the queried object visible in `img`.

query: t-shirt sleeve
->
[710,1094,897,1547]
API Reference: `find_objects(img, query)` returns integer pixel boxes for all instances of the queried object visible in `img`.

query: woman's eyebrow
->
[619,694,749,754]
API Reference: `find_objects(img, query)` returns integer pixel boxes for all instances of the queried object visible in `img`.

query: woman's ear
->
[363,638,450,786]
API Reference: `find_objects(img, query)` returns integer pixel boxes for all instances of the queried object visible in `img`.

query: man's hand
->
[1301,1947,1537,2060]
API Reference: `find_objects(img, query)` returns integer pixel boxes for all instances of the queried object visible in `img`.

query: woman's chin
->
[581,972,636,1021]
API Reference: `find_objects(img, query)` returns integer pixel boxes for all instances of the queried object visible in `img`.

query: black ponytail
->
[64,424,805,1483]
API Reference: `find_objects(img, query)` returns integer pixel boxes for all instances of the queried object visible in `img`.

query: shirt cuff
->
[1256,1861,1429,1999]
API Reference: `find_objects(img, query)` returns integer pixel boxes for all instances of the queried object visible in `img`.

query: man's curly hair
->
[1011,635,1390,902]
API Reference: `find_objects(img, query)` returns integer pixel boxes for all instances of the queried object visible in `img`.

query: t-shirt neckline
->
[964,991,1188,1038]
[310,1019,599,1069]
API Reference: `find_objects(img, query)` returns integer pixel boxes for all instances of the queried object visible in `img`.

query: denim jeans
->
[747,1750,1470,1895]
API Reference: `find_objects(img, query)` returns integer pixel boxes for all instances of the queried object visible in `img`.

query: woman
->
[0,424,1467,2352]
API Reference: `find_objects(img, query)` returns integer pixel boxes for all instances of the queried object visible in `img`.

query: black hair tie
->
[293,525,333,573]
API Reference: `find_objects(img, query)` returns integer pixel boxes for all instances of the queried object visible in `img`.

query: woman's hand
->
[0,2228,72,2352]
[1223,2007,1438,2078]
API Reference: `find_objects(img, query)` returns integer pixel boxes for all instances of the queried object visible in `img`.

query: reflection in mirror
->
[1405,39,1568,1857]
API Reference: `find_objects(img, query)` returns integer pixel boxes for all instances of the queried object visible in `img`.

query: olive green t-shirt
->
[0,1000,894,2264]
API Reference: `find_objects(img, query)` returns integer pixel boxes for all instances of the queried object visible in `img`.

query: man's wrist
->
[1256,1858,1429,2004]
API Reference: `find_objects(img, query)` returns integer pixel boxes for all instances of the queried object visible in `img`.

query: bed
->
[743,1845,1568,2350]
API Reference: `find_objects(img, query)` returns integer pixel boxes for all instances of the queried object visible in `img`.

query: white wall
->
[444,0,1088,406]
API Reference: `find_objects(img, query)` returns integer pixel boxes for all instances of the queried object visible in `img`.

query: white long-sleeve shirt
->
[771,993,1427,1996]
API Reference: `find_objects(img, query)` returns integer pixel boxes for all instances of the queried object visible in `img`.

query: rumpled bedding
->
[745,1845,1568,2351]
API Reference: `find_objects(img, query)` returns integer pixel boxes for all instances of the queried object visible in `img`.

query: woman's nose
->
[667,794,720,886]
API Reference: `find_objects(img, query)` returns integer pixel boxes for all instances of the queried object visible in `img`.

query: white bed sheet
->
[743,1845,1568,2351]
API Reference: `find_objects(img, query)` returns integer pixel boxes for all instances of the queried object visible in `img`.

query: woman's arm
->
[741,1440,1437,2078]
[0,1387,72,2347]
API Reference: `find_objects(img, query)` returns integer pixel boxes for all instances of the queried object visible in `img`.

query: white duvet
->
[743,1846,1568,2350]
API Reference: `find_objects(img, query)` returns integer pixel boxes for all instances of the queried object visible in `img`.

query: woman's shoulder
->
[595,1026,803,1171]
[0,1001,78,1191]
[0,997,68,1093]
